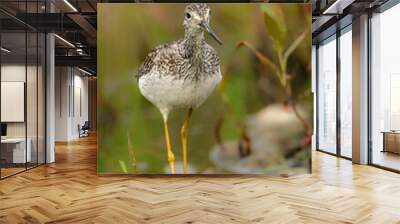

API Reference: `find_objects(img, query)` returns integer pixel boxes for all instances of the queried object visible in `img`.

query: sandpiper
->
[137,3,222,174]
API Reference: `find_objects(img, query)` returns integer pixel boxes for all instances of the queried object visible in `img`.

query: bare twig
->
[238,126,252,158]
[289,98,312,136]
[237,41,280,76]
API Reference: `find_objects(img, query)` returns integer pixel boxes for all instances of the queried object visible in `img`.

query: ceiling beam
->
[55,55,96,72]
[312,15,335,33]
[11,13,82,32]
[67,13,97,40]
[322,0,356,14]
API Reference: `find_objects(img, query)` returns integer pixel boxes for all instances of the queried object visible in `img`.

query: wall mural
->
[98,3,312,175]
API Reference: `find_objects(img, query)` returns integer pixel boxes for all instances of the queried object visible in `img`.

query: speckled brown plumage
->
[137,38,220,81]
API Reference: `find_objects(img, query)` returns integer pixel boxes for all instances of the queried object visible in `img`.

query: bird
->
[136,3,222,174]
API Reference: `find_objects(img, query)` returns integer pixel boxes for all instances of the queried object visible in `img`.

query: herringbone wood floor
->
[1,135,400,224]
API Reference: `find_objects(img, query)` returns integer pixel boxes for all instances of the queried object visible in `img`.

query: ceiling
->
[312,0,390,43]
[0,0,98,74]
[0,0,395,74]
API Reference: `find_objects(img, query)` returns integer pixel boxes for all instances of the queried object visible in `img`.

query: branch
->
[237,41,280,76]
[290,99,312,137]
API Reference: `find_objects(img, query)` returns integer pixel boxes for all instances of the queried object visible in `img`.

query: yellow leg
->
[163,119,175,174]
[181,108,193,174]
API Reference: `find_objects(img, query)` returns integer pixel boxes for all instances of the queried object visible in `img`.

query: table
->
[381,131,400,155]
[1,138,31,164]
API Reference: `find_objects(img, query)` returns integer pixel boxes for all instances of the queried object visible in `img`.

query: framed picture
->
[98,3,312,175]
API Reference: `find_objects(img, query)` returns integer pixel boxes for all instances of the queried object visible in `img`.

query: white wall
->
[1,63,46,164]
[1,65,25,81]
[72,73,89,138]
[1,65,26,141]
[55,67,89,141]
[55,67,69,141]
[1,65,36,138]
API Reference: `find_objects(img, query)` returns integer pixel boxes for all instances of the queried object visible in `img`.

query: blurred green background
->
[98,3,312,174]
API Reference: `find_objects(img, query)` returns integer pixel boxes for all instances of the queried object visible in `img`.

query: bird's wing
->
[136,41,182,81]
[205,44,221,70]
[137,48,159,80]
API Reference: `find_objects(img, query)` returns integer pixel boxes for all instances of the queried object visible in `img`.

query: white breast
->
[138,70,222,119]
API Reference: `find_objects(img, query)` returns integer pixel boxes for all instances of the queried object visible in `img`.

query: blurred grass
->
[97,3,311,174]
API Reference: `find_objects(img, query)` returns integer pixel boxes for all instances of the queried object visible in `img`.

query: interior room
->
[0,0,399,223]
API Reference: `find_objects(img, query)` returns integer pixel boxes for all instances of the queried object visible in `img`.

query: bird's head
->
[183,3,222,45]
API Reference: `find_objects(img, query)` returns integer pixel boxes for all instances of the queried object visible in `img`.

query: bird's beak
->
[200,22,222,45]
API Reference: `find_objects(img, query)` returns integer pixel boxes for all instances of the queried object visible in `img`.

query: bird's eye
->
[186,13,191,19]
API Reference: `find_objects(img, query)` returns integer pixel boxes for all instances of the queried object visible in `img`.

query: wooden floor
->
[1,167,26,178]
[372,150,400,171]
[0,135,400,223]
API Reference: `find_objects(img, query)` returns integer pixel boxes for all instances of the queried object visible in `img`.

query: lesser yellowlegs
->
[137,3,222,174]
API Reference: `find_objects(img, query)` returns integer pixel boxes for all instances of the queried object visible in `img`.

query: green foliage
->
[262,4,287,49]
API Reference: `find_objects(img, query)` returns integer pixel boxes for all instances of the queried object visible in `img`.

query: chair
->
[78,121,90,138]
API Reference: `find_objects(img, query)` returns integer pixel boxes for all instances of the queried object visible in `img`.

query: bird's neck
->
[183,31,205,58]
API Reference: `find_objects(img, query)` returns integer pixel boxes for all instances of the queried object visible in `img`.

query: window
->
[371,3,400,171]
[339,27,352,158]
[317,36,337,154]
